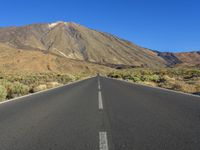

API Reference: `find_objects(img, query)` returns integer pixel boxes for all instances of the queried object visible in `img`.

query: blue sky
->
[0,0,199,52]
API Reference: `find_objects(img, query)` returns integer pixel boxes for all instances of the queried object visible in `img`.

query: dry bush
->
[171,81,196,93]
[107,68,200,94]
[33,84,47,92]
[46,82,63,88]
[0,85,7,101]
[7,82,29,98]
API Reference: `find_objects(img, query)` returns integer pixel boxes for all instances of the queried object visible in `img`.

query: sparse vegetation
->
[107,68,200,94]
[0,72,88,101]
[0,67,199,102]
[7,82,29,99]
[0,85,7,101]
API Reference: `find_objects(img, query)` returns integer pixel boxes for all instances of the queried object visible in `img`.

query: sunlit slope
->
[0,21,167,67]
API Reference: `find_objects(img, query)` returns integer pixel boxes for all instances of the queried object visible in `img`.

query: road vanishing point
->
[0,76,200,150]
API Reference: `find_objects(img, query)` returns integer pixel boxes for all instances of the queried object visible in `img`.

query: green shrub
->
[7,82,29,98]
[130,76,141,82]
[121,74,131,80]
[141,74,161,82]
[0,79,12,92]
[0,85,7,101]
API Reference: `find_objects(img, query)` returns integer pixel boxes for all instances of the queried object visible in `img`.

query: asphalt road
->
[0,76,200,150]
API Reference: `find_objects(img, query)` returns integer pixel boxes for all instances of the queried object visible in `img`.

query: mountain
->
[156,51,200,66]
[0,42,112,74]
[175,51,200,65]
[0,21,167,68]
[0,21,199,73]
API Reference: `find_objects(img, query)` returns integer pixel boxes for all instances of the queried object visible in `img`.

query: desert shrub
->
[33,84,47,92]
[162,75,175,81]
[121,74,132,80]
[107,72,121,78]
[46,82,62,88]
[141,74,161,82]
[0,72,83,100]
[142,81,157,87]
[106,68,200,93]
[0,80,13,97]
[171,81,196,93]
[0,85,7,101]
[130,76,141,82]
[195,84,200,92]
[0,79,12,89]
[7,82,29,98]
[57,75,72,83]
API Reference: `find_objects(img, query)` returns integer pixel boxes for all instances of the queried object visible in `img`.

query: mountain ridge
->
[0,21,199,70]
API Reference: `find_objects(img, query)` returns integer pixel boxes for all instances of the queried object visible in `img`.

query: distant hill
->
[155,51,200,66]
[0,21,199,73]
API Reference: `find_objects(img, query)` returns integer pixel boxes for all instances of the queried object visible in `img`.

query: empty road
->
[0,76,200,150]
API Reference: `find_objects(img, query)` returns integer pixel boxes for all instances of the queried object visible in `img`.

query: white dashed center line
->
[98,78,109,150]
[98,79,103,110]
[98,91,103,110]
[98,80,101,90]
[99,132,109,150]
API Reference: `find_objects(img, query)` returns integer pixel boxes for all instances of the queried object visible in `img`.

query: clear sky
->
[0,0,199,52]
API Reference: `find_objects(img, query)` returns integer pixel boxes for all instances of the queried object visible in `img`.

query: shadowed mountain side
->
[155,51,200,66]
[175,51,200,65]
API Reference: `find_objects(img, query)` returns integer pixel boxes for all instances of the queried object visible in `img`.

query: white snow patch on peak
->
[48,22,59,28]
[48,21,79,29]
[48,21,64,28]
